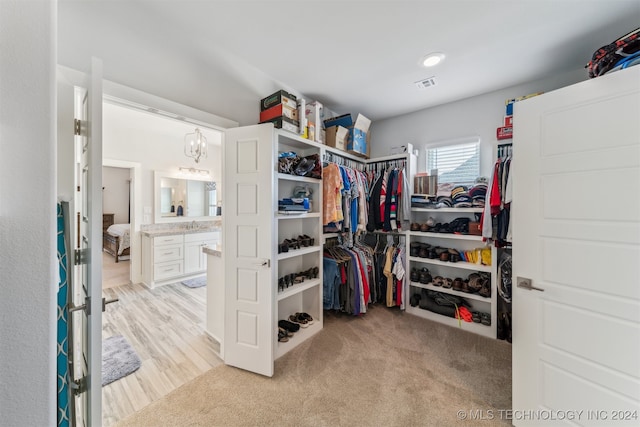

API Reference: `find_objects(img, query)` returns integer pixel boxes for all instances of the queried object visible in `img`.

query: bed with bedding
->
[103,223,131,263]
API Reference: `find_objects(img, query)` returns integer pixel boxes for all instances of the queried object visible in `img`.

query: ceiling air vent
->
[415,76,437,89]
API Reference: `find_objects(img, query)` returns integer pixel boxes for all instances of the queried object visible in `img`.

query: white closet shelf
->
[408,231,484,241]
[408,256,492,272]
[276,212,321,219]
[276,173,321,184]
[276,321,323,359]
[411,207,484,213]
[277,245,321,260]
[408,281,491,303]
[405,306,494,338]
[277,279,321,301]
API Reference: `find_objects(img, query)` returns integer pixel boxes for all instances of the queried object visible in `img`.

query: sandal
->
[297,312,314,325]
[289,313,309,328]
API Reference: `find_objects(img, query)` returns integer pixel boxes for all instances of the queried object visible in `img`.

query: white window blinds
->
[426,139,480,186]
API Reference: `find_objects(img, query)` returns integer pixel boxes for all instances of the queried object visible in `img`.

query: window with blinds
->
[426,139,480,186]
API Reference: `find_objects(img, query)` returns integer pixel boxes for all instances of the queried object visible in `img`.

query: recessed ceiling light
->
[421,52,445,67]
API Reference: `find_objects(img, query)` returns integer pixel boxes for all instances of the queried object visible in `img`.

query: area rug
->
[181,276,207,288]
[102,335,141,386]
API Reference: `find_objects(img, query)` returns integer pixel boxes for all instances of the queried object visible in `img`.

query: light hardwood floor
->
[102,252,130,289]
[102,280,222,426]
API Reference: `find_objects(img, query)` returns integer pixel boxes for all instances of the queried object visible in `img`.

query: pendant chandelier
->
[184,128,208,163]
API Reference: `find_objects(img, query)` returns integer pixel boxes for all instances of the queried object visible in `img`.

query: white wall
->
[103,104,223,224]
[0,1,56,425]
[370,68,588,177]
[103,166,131,224]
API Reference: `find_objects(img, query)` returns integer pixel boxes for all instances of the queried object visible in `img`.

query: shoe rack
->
[406,207,497,339]
[274,130,324,359]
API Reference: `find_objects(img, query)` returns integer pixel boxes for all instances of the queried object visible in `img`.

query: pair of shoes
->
[481,312,491,326]
[472,311,481,323]
[420,223,430,232]
[419,268,432,284]
[410,268,419,282]
[278,319,300,333]
[410,223,420,231]
[289,313,312,327]
[432,276,444,287]
[478,277,491,298]
[278,327,292,342]
[279,238,300,253]
[301,266,319,279]
[410,293,421,307]
[442,278,453,289]
[297,234,315,247]
[410,242,421,257]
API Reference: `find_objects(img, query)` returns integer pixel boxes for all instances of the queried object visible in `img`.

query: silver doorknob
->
[102,297,119,312]
[517,277,544,292]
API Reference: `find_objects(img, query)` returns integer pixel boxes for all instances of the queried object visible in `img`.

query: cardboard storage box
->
[323,113,352,129]
[261,116,299,134]
[260,103,298,122]
[346,114,371,157]
[260,90,297,111]
[325,125,349,151]
[305,101,323,143]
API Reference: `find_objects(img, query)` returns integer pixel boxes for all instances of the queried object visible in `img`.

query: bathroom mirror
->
[154,171,220,223]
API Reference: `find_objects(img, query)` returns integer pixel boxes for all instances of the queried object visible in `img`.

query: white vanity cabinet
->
[184,231,219,274]
[142,230,219,288]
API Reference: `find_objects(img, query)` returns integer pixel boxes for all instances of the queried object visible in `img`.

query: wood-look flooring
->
[102,280,222,426]
[102,251,131,289]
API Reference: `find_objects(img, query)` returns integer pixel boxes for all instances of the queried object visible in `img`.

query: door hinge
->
[74,119,82,136]
[70,376,88,396]
[74,248,90,265]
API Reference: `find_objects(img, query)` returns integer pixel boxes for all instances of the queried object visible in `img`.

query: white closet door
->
[223,124,275,377]
[512,66,640,425]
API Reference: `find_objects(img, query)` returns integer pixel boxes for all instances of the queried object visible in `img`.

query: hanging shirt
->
[323,163,343,225]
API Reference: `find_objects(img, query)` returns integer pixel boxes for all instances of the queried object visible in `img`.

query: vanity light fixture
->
[420,52,445,68]
[179,167,211,177]
[184,127,208,163]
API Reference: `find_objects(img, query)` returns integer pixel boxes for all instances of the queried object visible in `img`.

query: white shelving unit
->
[405,207,498,339]
[274,130,324,358]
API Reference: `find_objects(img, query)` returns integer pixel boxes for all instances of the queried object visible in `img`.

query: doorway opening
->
[100,97,227,425]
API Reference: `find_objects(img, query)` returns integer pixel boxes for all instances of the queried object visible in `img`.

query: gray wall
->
[0,1,57,425]
[370,68,588,177]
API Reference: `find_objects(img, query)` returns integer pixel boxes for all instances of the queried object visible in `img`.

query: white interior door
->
[68,57,104,427]
[512,66,640,426]
[223,124,275,377]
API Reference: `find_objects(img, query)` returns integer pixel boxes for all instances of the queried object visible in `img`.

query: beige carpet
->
[115,306,512,427]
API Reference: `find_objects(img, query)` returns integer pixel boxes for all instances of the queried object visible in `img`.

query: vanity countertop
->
[202,244,222,257]
[141,227,221,237]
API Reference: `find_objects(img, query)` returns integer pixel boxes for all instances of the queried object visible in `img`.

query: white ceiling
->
[60,0,640,122]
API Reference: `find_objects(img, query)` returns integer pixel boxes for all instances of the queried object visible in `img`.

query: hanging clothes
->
[481,149,512,246]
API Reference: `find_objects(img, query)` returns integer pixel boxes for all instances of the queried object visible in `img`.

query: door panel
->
[223,124,274,377]
[512,66,640,425]
[68,57,103,427]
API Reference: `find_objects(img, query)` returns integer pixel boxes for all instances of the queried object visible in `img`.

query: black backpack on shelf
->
[586,27,640,78]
